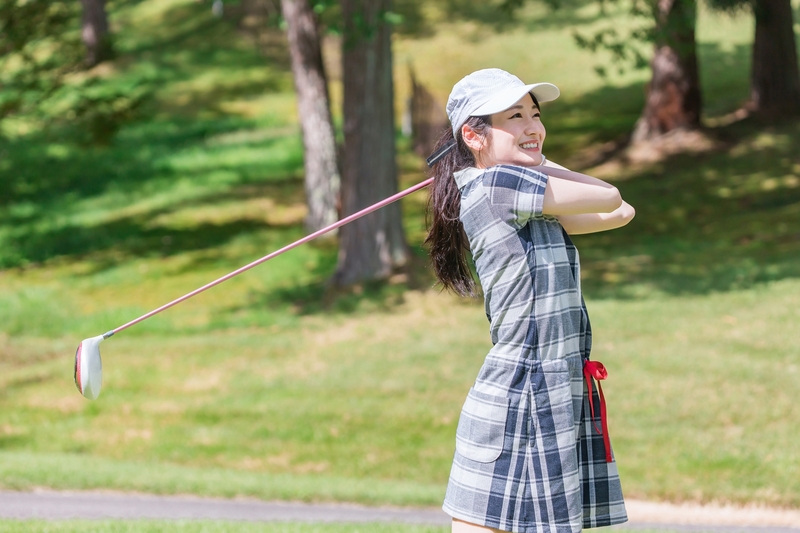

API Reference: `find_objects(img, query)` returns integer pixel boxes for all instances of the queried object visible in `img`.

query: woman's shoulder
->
[456,164,548,194]
[486,163,548,177]
[481,164,549,191]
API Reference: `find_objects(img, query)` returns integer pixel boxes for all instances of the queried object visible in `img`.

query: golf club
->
[74,177,434,400]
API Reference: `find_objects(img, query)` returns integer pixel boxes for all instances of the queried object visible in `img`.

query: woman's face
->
[467,93,546,169]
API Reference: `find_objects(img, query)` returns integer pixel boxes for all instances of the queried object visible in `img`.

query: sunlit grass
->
[1,280,799,505]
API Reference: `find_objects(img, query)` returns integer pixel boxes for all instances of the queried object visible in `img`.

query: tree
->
[332,0,408,286]
[408,64,449,158]
[80,0,114,67]
[281,0,341,234]
[749,0,800,116]
[713,0,800,116]
[631,0,702,141]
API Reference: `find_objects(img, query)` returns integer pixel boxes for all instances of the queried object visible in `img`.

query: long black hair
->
[426,92,543,296]
[425,115,491,296]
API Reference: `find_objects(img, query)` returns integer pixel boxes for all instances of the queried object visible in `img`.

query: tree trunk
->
[750,0,800,117]
[281,0,341,234]
[409,64,449,158]
[632,0,702,142]
[332,0,408,286]
[80,0,113,67]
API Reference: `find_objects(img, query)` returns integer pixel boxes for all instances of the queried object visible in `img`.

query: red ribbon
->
[583,360,613,463]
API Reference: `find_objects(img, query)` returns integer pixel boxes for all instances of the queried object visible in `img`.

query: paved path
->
[1,490,798,533]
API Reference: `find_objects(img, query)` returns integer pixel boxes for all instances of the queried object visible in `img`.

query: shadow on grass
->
[1,117,244,206]
[0,0,301,269]
[112,0,291,117]
[446,0,617,34]
[214,244,438,327]
[125,0,290,68]
[17,218,280,267]
[574,116,800,298]
[0,117,304,269]
[698,40,752,117]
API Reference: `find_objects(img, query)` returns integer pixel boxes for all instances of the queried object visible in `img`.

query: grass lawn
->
[1,0,799,511]
[2,280,798,506]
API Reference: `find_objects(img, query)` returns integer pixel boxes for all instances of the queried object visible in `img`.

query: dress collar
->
[453,167,484,189]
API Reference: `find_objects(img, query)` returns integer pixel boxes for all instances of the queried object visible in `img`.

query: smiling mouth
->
[520,142,539,150]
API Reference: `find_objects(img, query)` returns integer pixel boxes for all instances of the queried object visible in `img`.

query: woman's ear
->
[461,124,486,152]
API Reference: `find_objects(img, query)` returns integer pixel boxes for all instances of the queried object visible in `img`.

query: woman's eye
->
[510,112,522,118]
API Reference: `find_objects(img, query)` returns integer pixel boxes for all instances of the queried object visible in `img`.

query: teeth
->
[521,142,538,149]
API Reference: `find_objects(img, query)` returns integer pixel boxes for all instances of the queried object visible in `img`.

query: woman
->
[426,68,634,533]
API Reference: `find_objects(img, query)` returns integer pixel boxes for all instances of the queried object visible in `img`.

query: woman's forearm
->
[541,175,621,216]
[540,160,615,188]
[539,159,624,216]
[556,201,636,235]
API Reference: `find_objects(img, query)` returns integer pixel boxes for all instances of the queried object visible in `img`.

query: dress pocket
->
[455,388,510,463]
[539,358,581,444]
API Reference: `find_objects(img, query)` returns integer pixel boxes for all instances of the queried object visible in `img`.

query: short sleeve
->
[481,165,549,230]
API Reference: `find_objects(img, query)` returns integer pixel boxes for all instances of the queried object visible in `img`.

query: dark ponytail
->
[425,116,491,297]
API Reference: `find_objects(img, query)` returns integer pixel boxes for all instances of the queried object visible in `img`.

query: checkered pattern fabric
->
[442,165,627,532]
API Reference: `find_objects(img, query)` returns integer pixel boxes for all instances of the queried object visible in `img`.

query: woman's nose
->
[524,119,543,136]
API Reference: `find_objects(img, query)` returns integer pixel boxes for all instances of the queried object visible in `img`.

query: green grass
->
[1,281,798,506]
[576,121,800,297]
[1,0,800,512]
[0,450,444,506]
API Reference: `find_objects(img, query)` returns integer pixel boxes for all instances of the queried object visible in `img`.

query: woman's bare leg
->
[452,518,506,533]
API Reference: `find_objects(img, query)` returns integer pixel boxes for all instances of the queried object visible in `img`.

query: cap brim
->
[472,82,560,117]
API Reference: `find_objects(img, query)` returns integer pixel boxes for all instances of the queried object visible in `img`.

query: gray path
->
[1,490,798,533]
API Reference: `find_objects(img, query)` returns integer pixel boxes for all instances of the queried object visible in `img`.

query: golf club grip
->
[110,177,435,336]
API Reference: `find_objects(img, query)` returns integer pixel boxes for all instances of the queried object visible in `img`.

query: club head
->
[74,335,104,400]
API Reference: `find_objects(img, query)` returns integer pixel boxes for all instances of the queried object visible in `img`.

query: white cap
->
[446,68,560,136]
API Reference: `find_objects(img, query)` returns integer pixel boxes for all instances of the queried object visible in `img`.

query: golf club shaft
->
[106,177,435,338]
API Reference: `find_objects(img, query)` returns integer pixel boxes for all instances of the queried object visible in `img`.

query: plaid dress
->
[442,165,627,533]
